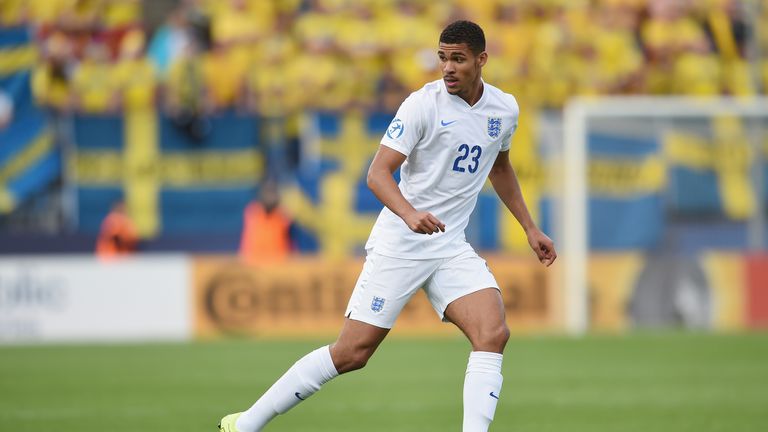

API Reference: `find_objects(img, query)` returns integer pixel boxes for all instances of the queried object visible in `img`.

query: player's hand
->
[403,210,446,235]
[527,229,556,266]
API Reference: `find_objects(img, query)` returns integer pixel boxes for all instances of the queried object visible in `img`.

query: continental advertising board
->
[192,252,768,337]
[192,255,560,338]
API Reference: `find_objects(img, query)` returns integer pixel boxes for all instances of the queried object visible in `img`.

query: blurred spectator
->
[641,0,711,94]
[185,0,213,51]
[0,0,25,26]
[333,3,382,109]
[293,0,339,55]
[245,9,303,175]
[200,42,248,111]
[589,0,644,94]
[31,32,74,111]
[702,0,755,96]
[290,0,347,110]
[165,39,210,141]
[239,180,294,264]
[147,6,189,77]
[210,0,271,103]
[96,200,138,259]
[210,0,272,48]
[244,10,300,117]
[103,0,142,30]
[376,62,410,113]
[113,29,156,110]
[57,0,101,59]
[490,0,535,77]
[456,0,496,23]
[385,1,441,92]
[27,0,71,30]
[58,0,100,31]
[525,3,571,107]
[101,0,143,57]
[70,39,119,113]
[671,50,721,96]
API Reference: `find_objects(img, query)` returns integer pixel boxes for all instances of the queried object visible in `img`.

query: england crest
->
[371,296,386,312]
[487,117,502,139]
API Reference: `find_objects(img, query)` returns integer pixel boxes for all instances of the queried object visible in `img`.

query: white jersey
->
[366,78,520,259]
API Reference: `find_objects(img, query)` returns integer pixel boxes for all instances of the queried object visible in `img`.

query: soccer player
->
[219,20,556,432]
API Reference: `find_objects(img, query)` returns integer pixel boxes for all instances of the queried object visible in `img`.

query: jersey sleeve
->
[500,96,520,152]
[500,119,517,152]
[380,93,426,156]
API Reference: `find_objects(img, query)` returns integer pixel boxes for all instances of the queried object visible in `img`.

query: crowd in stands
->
[1,0,764,118]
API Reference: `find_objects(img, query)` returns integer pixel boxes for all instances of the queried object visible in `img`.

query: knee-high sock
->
[462,351,504,432]
[236,345,339,432]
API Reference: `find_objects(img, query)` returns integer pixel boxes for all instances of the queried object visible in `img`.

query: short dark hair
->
[439,20,485,55]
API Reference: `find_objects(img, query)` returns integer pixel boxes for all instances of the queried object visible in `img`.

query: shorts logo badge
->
[371,296,386,312]
[487,117,501,139]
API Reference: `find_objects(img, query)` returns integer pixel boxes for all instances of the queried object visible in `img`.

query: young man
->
[219,20,556,432]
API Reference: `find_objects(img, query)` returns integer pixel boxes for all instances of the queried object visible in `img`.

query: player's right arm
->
[367,146,445,235]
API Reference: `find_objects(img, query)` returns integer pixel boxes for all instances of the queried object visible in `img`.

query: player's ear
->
[477,51,487,68]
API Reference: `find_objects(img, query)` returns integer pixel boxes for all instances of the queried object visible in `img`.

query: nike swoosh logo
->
[489,391,500,400]
[295,392,306,401]
[441,120,457,126]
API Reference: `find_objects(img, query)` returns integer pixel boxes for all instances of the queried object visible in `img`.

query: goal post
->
[560,96,768,335]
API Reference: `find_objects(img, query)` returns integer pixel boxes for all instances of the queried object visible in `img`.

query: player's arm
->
[488,150,556,266]
[367,145,445,235]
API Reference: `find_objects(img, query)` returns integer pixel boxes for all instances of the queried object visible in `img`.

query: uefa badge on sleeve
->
[487,116,501,139]
[371,296,386,313]
[386,118,404,139]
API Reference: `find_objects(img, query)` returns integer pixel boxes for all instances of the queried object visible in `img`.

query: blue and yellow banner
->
[0,26,57,215]
[72,110,263,236]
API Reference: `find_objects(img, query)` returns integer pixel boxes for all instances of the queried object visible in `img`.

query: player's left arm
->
[488,150,557,266]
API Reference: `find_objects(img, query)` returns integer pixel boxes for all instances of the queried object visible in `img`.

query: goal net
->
[559,96,768,334]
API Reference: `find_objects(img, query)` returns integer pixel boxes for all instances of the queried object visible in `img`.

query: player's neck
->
[459,79,484,107]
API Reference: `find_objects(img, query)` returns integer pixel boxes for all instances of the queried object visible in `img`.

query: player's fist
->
[403,211,446,235]
[527,229,556,266]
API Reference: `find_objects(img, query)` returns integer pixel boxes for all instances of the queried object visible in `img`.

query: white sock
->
[463,351,504,432]
[235,345,339,432]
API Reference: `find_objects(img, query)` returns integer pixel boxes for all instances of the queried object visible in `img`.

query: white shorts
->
[344,248,500,329]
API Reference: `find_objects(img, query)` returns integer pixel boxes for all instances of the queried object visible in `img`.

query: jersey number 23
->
[452,144,482,174]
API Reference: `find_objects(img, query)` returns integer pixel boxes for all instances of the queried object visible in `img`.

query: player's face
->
[438,43,487,98]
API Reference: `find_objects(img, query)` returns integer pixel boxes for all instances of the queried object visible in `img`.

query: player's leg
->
[425,250,508,432]
[330,318,390,373]
[225,253,434,432]
[445,288,509,432]
[231,320,389,432]
[444,288,509,353]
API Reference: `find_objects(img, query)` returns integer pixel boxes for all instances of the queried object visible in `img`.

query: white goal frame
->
[561,96,768,335]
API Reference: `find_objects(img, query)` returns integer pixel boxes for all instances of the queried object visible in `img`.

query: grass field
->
[1,332,767,432]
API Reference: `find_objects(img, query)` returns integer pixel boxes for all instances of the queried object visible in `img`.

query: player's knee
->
[498,324,511,347]
[332,346,374,374]
[473,323,510,352]
[345,349,371,372]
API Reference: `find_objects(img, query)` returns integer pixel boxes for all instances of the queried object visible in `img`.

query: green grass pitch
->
[1,332,767,431]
